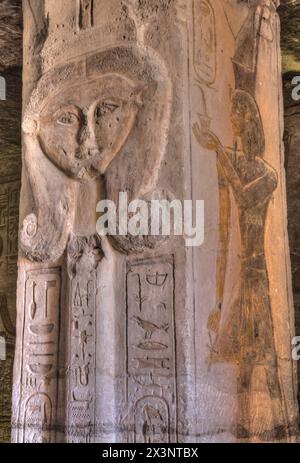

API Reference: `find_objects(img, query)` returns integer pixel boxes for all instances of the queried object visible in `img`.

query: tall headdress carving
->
[232,0,280,97]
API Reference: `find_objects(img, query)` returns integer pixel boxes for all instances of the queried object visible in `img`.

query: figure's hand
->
[207,308,221,333]
[193,123,221,151]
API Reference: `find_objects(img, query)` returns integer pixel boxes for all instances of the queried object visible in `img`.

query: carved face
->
[231,91,265,160]
[38,75,141,179]
[231,103,245,137]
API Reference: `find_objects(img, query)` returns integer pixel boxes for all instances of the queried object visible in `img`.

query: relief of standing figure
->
[193,89,288,440]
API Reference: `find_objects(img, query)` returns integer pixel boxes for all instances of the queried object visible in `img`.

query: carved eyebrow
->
[54,105,81,118]
[94,100,120,117]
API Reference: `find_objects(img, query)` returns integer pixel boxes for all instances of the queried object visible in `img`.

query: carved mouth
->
[74,163,100,180]
[75,147,101,160]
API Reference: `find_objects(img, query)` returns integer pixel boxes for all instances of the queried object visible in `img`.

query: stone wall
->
[0,0,22,441]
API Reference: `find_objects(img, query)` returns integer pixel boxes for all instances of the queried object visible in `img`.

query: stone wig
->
[232,89,265,158]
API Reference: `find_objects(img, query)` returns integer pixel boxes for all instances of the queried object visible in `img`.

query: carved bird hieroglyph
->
[144,404,164,422]
[131,316,169,340]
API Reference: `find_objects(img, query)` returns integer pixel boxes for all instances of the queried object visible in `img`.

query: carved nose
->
[76,121,100,159]
[78,123,92,146]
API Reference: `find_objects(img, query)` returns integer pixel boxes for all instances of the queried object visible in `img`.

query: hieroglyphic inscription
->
[134,396,170,444]
[0,335,14,441]
[192,0,230,325]
[0,176,20,442]
[0,181,20,275]
[193,0,216,85]
[24,394,52,444]
[19,268,61,443]
[67,236,102,443]
[126,256,176,443]
[68,279,95,443]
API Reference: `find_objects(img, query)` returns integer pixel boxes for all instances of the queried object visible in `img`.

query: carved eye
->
[57,112,79,126]
[95,101,119,123]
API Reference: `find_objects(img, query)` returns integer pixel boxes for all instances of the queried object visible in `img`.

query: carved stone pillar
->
[12,0,298,443]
